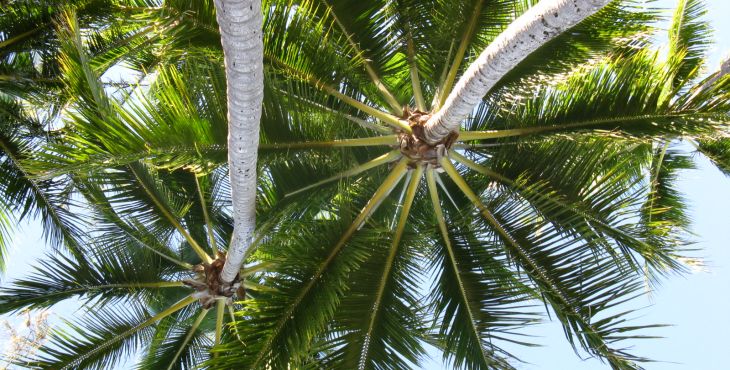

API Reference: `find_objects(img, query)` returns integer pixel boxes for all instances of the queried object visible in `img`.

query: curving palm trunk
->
[701,57,729,90]
[423,0,611,144]
[213,0,264,285]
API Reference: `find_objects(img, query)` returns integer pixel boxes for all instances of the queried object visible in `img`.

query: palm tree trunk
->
[213,0,264,285]
[701,57,730,90]
[423,0,611,144]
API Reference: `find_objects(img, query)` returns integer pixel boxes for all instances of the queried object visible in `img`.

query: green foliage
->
[0,0,727,369]
[698,138,730,175]
[667,0,712,89]
[0,246,185,312]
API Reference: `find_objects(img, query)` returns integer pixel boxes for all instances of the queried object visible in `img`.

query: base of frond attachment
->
[398,107,458,168]
[184,252,244,309]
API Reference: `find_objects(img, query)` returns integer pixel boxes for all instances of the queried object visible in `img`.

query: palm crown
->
[0,0,728,369]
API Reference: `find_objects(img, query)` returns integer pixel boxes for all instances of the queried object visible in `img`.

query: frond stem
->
[0,27,42,49]
[260,135,398,150]
[359,164,422,369]
[320,0,403,114]
[286,150,401,197]
[432,40,456,109]
[405,26,426,111]
[59,295,196,370]
[250,158,410,368]
[215,298,225,349]
[9,281,185,309]
[435,0,485,110]
[165,308,209,370]
[457,112,712,141]
[128,166,212,263]
[194,175,219,254]
[646,140,671,225]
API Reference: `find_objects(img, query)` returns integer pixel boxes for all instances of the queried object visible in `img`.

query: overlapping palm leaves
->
[0,0,728,370]
[0,8,246,369]
[215,1,727,369]
[0,0,227,271]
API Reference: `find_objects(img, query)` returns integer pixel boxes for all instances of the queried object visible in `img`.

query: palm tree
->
[0,0,727,369]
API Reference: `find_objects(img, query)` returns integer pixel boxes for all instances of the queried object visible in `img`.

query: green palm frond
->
[73,179,194,269]
[0,240,187,312]
[99,163,207,259]
[465,138,686,273]
[24,295,196,370]
[0,98,86,257]
[137,308,213,370]
[440,157,659,369]
[666,0,712,89]
[329,166,426,370]
[213,221,365,368]
[0,203,10,274]
[262,0,375,109]
[466,49,727,140]
[33,61,228,179]
[425,169,536,370]
[697,138,730,175]
[260,72,396,146]
[640,145,694,275]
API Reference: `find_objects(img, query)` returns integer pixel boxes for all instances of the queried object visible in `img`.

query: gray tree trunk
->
[423,0,611,144]
[702,57,730,89]
[213,0,264,284]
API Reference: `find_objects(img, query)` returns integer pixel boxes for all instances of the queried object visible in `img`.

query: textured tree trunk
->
[213,0,264,285]
[423,0,611,144]
[702,57,729,90]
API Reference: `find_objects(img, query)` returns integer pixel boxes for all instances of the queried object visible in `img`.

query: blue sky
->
[1,0,729,369]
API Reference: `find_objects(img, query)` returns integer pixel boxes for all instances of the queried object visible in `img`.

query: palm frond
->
[137,308,213,370]
[0,242,187,313]
[0,100,86,256]
[639,144,694,279]
[467,137,689,272]
[440,157,660,369]
[23,295,196,370]
[425,169,535,370]
[467,50,727,140]
[0,202,10,274]
[697,138,730,176]
[451,144,685,276]
[666,0,711,89]
[329,166,426,370]
[212,160,409,369]
[262,0,403,119]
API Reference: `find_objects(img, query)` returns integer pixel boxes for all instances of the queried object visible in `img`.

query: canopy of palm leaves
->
[0,0,727,369]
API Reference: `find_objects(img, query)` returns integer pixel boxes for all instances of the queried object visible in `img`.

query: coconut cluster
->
[183,252,244,308]
[397,107,458,168]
